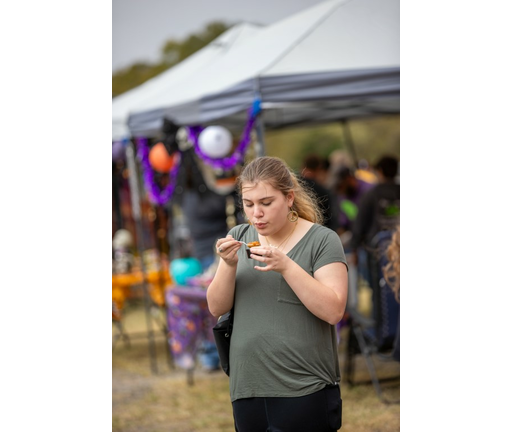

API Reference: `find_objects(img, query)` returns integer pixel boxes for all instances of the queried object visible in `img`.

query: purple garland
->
[187,100,260,170]
[136,137,180,206]
[136,99,261,206]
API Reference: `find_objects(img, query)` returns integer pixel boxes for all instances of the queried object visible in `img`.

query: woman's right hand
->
[208,235,240,317]
[216,235,242,267]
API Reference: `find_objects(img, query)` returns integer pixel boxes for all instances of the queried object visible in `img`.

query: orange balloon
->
[149,142,175,173]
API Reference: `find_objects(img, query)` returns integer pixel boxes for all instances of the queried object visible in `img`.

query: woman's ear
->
[287,191,295,207]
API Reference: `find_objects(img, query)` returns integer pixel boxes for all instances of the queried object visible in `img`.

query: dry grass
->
[113,295,399,432]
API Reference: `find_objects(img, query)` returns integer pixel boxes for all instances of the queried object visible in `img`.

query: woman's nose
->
[253,205,264,217]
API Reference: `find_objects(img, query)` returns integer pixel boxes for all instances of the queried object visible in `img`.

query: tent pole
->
[254,79,266,157]
[340,119,358,165]
[112,162,123,230]
[255,116,266,157]
[126,140,159,375]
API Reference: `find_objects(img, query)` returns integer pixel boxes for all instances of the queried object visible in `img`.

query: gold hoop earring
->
[287,209,299,222]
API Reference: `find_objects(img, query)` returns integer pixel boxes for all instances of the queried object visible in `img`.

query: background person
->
[207,156,348,432]
[171,151,242,372]
[333,166,374,240]
[349,154,399,315]
[300,154,338,232]
[350,155,400,264]
[331,166,374,309]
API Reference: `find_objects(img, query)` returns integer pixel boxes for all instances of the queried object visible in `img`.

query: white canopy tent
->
[127,0,399,138]
[112,22,263,140]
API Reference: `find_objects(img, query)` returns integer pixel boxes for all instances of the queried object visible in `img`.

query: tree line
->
[112,21,230,98]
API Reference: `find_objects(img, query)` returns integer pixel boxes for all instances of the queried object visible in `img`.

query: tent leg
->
[255,116,266,157]
[340,119,358,165]
[253,82,266,157]
[112,163,123,230]
[127,140,159,375]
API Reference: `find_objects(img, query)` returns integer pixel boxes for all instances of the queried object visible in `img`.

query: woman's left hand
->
[249,246,290,273]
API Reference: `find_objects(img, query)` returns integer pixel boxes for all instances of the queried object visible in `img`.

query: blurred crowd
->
[298,150,400,308]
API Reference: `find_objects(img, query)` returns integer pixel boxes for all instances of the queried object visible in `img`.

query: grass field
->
[113,290,399,432]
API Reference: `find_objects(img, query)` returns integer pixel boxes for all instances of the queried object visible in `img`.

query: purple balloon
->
[112,141,125,162]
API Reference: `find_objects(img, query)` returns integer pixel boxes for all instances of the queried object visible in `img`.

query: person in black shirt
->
[351,155,400,251]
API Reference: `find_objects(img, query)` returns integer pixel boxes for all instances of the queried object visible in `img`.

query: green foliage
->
[113,21,231,98]
[112,62,170,98]
[264,115,400,171]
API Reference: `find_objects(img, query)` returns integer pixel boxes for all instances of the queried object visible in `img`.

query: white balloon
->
[198,126,233,158]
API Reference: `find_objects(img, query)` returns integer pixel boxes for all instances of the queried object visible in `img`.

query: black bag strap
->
[238,223,251,241]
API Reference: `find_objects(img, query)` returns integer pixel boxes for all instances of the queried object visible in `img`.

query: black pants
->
[232,384,342,432]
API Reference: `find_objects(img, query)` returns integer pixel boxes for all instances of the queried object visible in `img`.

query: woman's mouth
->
[254,223,267,229]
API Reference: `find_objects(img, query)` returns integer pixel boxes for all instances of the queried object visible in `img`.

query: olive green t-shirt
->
[228,223,347,402]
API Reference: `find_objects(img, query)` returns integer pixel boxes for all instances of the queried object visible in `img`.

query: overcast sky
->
[113,0,327,73]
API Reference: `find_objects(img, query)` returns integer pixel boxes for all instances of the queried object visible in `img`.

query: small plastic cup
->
[246,248,262,259]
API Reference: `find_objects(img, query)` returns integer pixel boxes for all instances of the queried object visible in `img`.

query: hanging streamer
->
[136,98,261,206]
[136,137,181,206]
[187,98,261,170]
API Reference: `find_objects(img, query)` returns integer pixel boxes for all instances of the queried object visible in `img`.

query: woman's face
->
[241,181,294,236]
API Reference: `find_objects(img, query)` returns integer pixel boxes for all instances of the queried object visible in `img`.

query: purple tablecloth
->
[166,286,217,370]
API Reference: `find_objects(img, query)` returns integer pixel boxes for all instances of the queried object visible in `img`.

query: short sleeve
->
[312,227,348,273]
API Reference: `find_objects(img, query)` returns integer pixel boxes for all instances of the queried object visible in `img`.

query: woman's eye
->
[244,201,271,208]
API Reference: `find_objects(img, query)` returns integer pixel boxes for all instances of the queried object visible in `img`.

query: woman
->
[207,156,348,432]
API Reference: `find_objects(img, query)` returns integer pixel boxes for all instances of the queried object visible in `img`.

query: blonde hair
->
[237,156,323,224]
[383,225,400,302]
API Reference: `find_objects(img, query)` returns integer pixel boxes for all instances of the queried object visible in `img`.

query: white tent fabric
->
[112,22,263,140]
[127,0,399,137]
